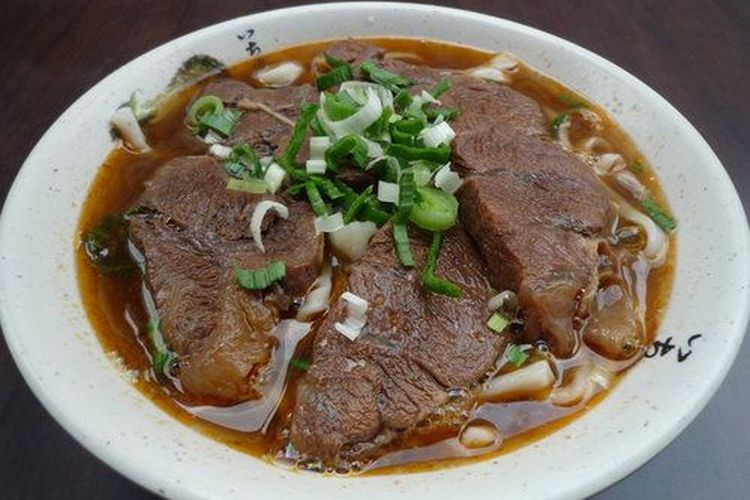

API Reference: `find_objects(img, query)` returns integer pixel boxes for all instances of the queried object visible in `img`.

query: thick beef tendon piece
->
[129,155,323,402]
[290,225,509,465]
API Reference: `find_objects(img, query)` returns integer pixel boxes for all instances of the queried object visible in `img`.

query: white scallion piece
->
[314,212,344,234]
[594,153,627,176]
[334,291,369,341]
[250,201,289,253]
[202,130,223,145]
[208,144,233,159]
[339,81,394,111]
[317,87,383,138]
[420,121,456,148]
[489,52,519,71]
[459,423,500,449]
[309,136,331,160]
[377,181,400,204]
[488,290,518,312]
[254,61,304,88]
[306,159,327,175]
[433,163,463,194]
[110,107,151,152]
[480,360,555,400]
[296,264,333,321]
[469,67,510,84]
[615,171,648,200]
[329,221,378,261]
[263,162,287,194]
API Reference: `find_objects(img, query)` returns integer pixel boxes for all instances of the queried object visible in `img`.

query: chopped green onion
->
[630,161,645,174]
[429,79,452,99]
[235,261,287,290]
[146,319,176,375]
[310,114,326,136]
[290,357,311,371]
[422,232,462,298]
[364,107,393,139]
[226,177,267,193]
[325,134,369,170]
[305,181,328,216]
[506,344,529,366]
[360,60,414,93]
[394,90,413,110]
[410,161,435,187]
[324,53,348,69]
[315,177,345,201]
[224,143,262,178]
[640,196,677,232]
[487,313,510,334]
[197,108,241,137]
[425,107,460,122]
[316,64,354,90]
[343,186,373,224]
[334,180,390,226]
[322,91,360,120]
[393,223,415,267]
[409,187,458,231]
[282,103,319,164]
[387,143,451,164]
[396,170,415,223]
[187,95,224,126]
[550,112,569,137]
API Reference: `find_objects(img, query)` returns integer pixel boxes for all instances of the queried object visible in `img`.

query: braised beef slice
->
[352,44,616,356]
[129,155,323,402]
[290,225,508,463]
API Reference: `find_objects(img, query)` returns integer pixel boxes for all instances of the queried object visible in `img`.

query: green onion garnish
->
[325,134,369,171]
[487,313,510,334]
[226,177,267,193]
[387,143,451,164]
[364,107,393,138]
[322,91,360,120]
[314,176,345,201]
[146,318,176,375]
[422,232,462,297]
[630,161,645,174]
[360,60,414,93]
[550,112,569,138]
[429,79,452,99]
[409,187,458,231]
[425,107,460,122]
[334,180,390,226]
[506,344,529,366]
[396,170,415,223]
[558,93,587,109]
[640,196,677,232]
[324,53,349,69]
[187,95,224,126]
[290,357,311,371]
[393,223,415,267]
[394,89,413,111]
[235,261,287,290]
[343,186,373,224]
[316,64,354,90]
[282,103,319,164]
[197,108,241,137]
[224,143,262,178]
[305,181,328,216]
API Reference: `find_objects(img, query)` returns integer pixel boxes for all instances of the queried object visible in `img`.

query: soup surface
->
[77,37,675,474]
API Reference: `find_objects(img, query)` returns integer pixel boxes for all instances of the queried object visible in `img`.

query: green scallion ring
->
[187,95,224,126]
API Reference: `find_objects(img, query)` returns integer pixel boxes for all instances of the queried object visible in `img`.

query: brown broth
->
[76,37,675,474]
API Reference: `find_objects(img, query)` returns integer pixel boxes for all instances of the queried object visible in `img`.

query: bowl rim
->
[1,2,749,499]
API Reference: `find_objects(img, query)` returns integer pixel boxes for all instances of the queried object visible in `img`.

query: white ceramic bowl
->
[1,3,748,499]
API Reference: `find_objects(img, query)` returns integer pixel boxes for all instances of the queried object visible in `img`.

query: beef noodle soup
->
[77,38,675,474]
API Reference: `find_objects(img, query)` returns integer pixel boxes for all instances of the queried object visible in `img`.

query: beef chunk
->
[129,155,323,402]
[290,225,508,464]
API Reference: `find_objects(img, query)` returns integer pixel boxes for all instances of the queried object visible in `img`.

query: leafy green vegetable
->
[421,232,462,298]
[506,344,529,367]
[146,318,176,375]
[290,357,311,371]
[409,187,458,231]
[83,214,135,275]
[640,196,677,232]
[235,261,287,290]
[359,60,414,93]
